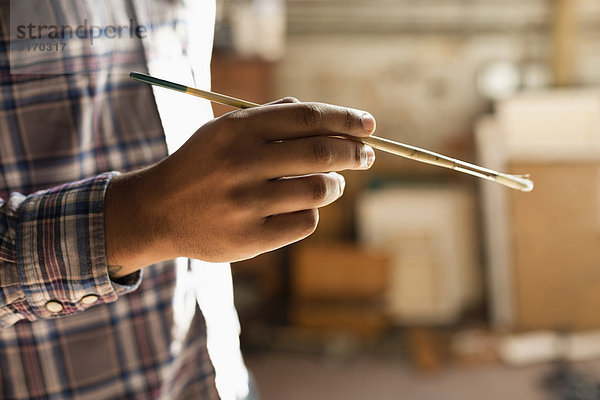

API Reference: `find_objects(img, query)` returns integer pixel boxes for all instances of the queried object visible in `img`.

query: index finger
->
[229,102,376,141]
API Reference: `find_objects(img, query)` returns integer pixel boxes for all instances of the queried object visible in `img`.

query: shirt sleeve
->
[0,172,142,327]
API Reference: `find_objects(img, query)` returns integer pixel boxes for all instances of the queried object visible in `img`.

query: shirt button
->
[45,300,64,313]
[80,294,99,305]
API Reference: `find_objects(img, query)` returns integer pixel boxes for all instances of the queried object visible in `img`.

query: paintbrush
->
[130,71,533,192]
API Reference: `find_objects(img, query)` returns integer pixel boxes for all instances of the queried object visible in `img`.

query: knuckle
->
[311,175,329,202]
[219,109,243,126]
[221,145,259,179]
[221,154,245,180]
[216,111,245,141]
[219,109,253,133]
[354,143,364,166]
[298,209,319,236]
[312,138,335,166]
[344,109,354,132]
[299,103,324,130]
[227,186,257,213]
[282,96,300,103]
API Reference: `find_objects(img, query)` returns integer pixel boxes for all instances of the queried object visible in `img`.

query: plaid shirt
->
[0,1,248,399]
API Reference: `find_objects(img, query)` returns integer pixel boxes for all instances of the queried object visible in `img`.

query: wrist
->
[104,166,173,277]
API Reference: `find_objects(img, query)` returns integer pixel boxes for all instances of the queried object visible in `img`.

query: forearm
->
[104,166,173,278]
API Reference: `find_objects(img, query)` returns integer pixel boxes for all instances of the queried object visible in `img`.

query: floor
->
[246,351,600,400]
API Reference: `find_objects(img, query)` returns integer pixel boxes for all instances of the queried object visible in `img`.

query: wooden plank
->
[552,0,577,86]
[510,162,600,330]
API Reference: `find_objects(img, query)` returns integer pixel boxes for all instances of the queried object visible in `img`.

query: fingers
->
[255,136,375,179]
[227,102,376,140]
[255,172,345,217]
[225,173,343,257]
[259,209,319,250]
[229,172,345,217]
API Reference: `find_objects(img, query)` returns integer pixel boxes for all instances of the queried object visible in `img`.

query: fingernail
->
[364,146,375,168]
[361,112,376,133]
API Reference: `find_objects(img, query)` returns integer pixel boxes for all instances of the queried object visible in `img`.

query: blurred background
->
[211,0,600,399]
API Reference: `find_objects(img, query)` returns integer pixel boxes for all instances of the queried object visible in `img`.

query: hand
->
[104,99,376,276]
